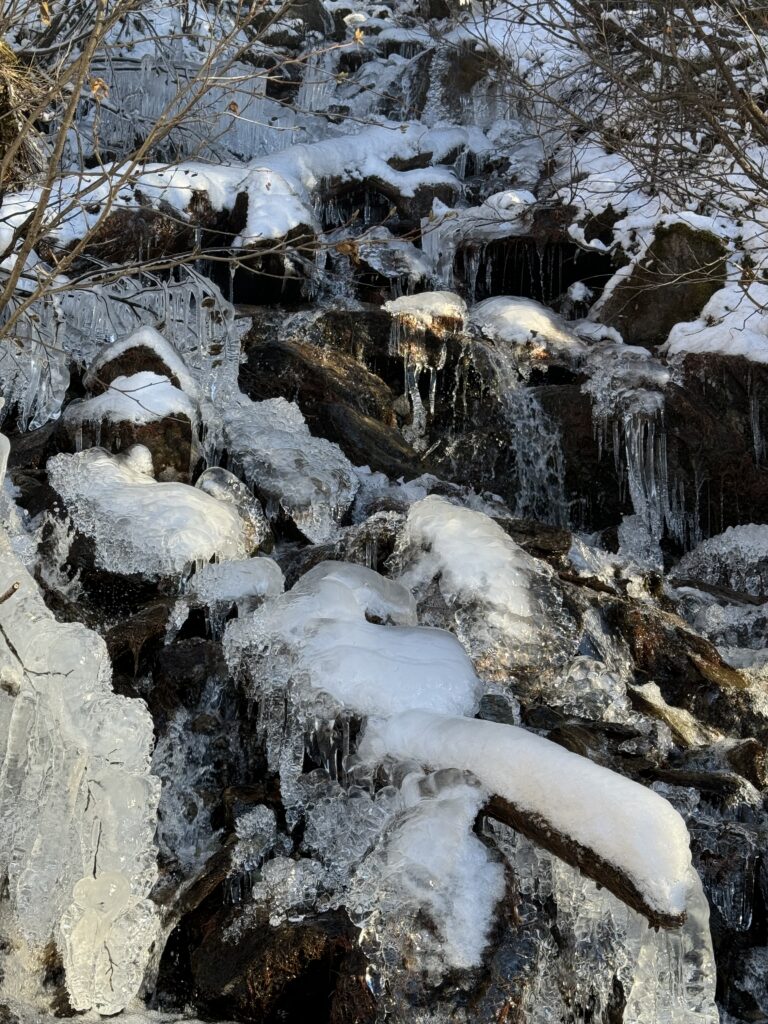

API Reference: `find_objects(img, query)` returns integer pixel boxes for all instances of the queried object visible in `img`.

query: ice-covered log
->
[0,530,159,1014]
[360,710,696,928]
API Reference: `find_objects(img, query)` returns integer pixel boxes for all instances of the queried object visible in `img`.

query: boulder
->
[596,223,727,348]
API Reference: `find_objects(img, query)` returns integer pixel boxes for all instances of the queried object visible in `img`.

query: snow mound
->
[470,295,583,356]
[64,372,198,427]
[225,560,480,721]
[383,290,467,331]
[393,495,569,674]
[662,284,768,364]
[47,446,251,579]
[85,326,199,397]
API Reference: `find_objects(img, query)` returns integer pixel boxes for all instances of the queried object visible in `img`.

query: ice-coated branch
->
[359,710,695,929]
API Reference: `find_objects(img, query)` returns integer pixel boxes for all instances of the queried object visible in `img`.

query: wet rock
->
[158,896,375,1024]
[606,599,768,742]
[664,353,768,542]
[104,597,173,679]
[239,321,423,479]
[597,223,727,348]
[58,398,198,482]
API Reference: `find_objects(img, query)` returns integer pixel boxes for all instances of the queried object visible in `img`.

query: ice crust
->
[0,530,159,1014]
[221,394,358,543]
[226,560,481,721]
[675,524,768,596]
[393,495,569,673]
[47,446,251,579]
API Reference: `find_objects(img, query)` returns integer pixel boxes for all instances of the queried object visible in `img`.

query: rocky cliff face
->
[0,1,767,1023]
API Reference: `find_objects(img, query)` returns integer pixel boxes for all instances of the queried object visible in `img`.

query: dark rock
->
[597,222,727,348]
[606,598,768,742]
[663,353,768,542]
[104,598,173,678]
[157,891,375,1024]
[56,408,198,482]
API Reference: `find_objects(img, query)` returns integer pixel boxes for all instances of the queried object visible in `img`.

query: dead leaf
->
[89,77,109,103]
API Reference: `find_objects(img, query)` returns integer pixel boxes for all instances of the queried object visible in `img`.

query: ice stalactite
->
[484,824,718,1024]
[584,340,702,556]
[0,531,159,1016]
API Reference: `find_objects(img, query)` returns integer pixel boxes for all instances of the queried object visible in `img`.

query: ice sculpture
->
[0,530,159,1014]
[47,446,252,579]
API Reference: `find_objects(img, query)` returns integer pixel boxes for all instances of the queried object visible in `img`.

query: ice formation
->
[171,555,284,638]
[64,373,198,428]
[221,394,358,543]
[393,495,570,674]
[0,531,159,1015]
[348,770,506,977]
[674,524,768,596]
[47,446,252,579]
[225,560,481,723]
[360,710,695,923]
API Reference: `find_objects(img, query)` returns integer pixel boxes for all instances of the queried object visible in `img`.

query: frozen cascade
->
[584,342,700,553]
[0,530,159,1016]
[480,343,569,524]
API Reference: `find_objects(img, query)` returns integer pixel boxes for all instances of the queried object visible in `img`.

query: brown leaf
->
[89,77,109,103]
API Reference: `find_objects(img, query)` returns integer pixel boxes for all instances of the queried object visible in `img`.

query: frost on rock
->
[47,446,251,579]
[392,495,574,677]
[674,524,768,597]
[360,710,696,926]
[0,530,159,1015]
[221,394,358,543]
